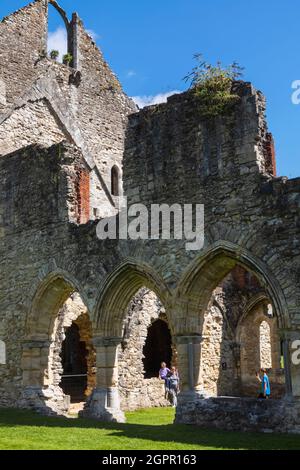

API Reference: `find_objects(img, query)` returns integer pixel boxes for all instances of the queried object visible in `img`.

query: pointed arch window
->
[260,320,272,369]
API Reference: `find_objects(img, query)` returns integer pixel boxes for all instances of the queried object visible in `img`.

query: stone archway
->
[143,319,172,379]
[47,293,96,411]
[95,260,172,337]
[176,242,290,331]
[82,261,174,421]
[174,243,292,429]
[173,244,289,401]
[237,300,284,398]
[20,272,92,415]
[118,288,176,410]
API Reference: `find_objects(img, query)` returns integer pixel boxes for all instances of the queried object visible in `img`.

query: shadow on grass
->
[0,408,300,450]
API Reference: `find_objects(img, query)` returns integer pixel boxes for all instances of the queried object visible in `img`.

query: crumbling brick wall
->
[75,167,90,224]
[264,132,277,176]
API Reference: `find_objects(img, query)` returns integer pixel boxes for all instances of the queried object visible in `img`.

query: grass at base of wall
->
[0,407,300,450]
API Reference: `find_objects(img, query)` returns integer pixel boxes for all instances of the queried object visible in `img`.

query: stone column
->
[81,336,125,422]
[18,339,69,415]
[21,339,50,388]
[175,335,207,402]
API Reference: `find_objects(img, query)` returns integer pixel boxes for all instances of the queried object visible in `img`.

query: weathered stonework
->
[175,397,300,434]
[1,0,300,433]
[0,99,68,156]
[45,288,173,414]
[119,288,174,410]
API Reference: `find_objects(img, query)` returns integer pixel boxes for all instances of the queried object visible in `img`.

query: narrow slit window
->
[111,165,120,196]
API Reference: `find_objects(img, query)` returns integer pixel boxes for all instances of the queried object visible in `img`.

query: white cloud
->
[132,90,181,109]
[86,29,100,42]
[126,70,137,79]
[48,27,99,62]
[48,27,68,62]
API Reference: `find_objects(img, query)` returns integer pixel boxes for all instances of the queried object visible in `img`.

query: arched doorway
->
[89,262,175,421]
[143,319,172,379]
[22,275,95,416]
[238,300,284,398]
[61,324,88,402]
[260,320,272,369]
[176,245,288,400]
[199,266,285,398]
[48,293,96,411]
[118,287,176,410]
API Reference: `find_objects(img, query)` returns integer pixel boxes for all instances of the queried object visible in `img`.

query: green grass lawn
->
[0,407,299,450]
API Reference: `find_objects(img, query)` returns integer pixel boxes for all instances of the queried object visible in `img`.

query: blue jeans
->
[169,387,178,407]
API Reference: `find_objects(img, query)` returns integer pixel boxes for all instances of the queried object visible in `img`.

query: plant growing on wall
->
[63,53,73,67]
[50,50,59,61]
[184,54,244,118]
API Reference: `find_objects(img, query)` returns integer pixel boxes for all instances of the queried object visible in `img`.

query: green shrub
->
[50,50,59,61]
[63,53,73,67]
[184,54,244,118]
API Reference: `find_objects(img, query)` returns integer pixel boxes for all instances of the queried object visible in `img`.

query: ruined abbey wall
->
[0,99,68,156]
[0,0,48,110]
[46,289,173,413]
[0,0,300,432]
[0,0,136,221]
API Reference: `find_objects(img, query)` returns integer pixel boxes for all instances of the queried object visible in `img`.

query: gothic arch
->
[25,270,88,340]
[176,241,290,330]
[94,260,173,337]
[235,294,273,341]
[48,1,70,32]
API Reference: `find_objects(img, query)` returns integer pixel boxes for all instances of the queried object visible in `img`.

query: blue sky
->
[1,0,300,178]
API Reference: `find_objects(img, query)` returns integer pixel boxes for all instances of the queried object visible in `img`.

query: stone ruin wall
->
[0,0,48,112]
[201,301,236,397]
[118,288,174,410]
[46,289,174,412]
[0,99,68,156]
[1,2,299,433]
[47,293,96,396]
[44,279,285,415]
[200,270,285,399]
[0,0,137,220]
